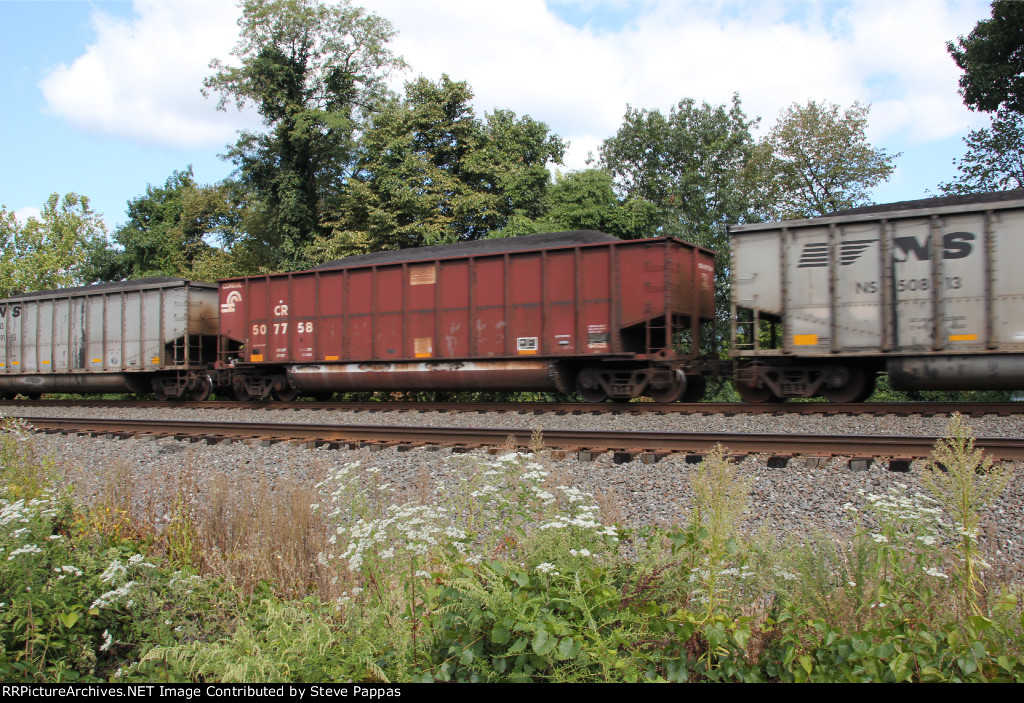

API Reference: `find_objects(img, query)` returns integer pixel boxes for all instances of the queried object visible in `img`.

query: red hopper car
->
[215,231,715,402]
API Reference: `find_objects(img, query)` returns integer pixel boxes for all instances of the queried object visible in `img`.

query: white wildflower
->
[7,544,43,560]
[99,560,128,584]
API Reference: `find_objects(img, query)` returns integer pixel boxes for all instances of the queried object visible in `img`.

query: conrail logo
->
[220,290,242,313]
[796,232,976,268]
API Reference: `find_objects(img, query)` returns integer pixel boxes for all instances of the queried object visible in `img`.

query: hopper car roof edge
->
[216,234,714,283]
[730,190,1024,234]
[1,277,218,303]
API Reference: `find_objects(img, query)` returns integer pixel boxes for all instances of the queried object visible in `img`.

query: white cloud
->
[13,207,41,225]
[39,0,259,148]
[367,0,991,168]
[40,0,992,167]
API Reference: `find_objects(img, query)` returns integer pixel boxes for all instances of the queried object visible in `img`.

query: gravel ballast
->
[7,405,1024,584]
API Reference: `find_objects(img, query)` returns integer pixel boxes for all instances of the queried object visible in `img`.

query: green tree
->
[939,109,1024,195]
[528,169,660,239]
[203,0,405,270]
[0,194,109,297]
[318,74,565,258]
[947,0,1024,115]
[113,168,247,280]
[748,101,899,219]
[599,94,758,251]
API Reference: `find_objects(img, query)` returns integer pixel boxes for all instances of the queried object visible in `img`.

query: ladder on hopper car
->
[730,307,780,353]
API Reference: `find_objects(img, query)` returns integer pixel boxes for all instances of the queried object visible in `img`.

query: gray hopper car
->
[0,278,219,400]
[729,190,1024,402]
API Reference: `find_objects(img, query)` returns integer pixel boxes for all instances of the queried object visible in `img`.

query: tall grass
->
[1,416,1022,682]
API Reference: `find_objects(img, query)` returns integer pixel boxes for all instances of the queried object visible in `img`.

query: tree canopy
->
[0,194,108,297]
[599,94,758,251]
[534,169,661,240]
[316,74,565,258]
[948,0,1024,115]
[204,0,406,270]
[748,101,899,219]
[5,0,911,302]
[939,109,1024,195]
[111,167,246,281]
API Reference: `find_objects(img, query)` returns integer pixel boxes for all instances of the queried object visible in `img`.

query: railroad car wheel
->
[271,386,299,402]
[575,369,608,403]
[734,364,781,404]
[649,370,686,403]
[153,386,169,402]
[821,368,873,403]
[190,375,213,402]
[679,374,707,403]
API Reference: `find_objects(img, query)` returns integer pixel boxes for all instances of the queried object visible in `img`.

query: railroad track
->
[17,415,1024,462]
[2,399,1022,416]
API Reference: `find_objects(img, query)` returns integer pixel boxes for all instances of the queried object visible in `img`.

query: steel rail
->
[17,416,1024,460]
[2,399,1022,416]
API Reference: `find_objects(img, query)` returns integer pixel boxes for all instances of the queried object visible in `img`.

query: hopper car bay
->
[2,190,1024,403]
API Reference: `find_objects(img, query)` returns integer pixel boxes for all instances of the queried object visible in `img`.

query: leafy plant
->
[920,412,1014,614]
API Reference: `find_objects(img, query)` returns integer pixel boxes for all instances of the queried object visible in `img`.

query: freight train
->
[729,188,1024,402]
[2,190,1023,403]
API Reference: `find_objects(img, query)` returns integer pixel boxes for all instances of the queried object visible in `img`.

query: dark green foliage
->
[322,75,565,258]
[532,169,661,240]
[948,0,1024,115]
[204,0,405,271]
[418,561,644,682]
[762,604,1024,682]
[112,168,246,280]
[599,94,758,249]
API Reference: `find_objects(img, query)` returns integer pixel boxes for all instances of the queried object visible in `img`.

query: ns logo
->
[892,231,975,263]
[797,231,977,268]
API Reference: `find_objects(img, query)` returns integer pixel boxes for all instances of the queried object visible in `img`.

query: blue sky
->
[0,0,997,233]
